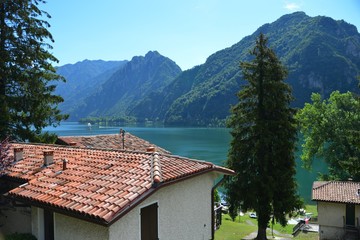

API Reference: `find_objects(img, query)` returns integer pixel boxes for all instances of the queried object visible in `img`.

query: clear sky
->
[42,0,360,70]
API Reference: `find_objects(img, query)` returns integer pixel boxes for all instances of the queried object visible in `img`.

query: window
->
[141,203,158,240]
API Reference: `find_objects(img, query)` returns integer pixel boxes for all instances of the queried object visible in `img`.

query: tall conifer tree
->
[225,33,301,240]
[0,0,67,142]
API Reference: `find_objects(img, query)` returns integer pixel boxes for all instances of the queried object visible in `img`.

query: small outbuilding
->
[312,181,360,240]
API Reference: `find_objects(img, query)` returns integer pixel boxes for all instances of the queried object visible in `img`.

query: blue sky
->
[43,0,360,70]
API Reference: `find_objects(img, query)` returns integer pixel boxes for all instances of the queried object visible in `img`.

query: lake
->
[43,122,328,203]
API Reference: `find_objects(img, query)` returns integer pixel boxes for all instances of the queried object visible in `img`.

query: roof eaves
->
[312,198,360,205]
[5,192,110,226]
[212,165,236,175]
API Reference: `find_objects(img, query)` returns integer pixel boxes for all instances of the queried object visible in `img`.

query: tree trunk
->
[256,226,267,240]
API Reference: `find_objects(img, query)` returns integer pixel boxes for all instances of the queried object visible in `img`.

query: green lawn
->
[215,214,257,240]
[215,205,319,240]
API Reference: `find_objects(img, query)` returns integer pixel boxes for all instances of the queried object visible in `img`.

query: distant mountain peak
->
[131,12,360,126]
[65,51,182,119]
[145,50,160,57]
[57,13,360,125]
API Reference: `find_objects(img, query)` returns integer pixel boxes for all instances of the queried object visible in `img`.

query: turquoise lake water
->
[43,122,328,203]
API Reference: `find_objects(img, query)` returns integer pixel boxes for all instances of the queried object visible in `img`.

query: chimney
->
[146,147,156,153]
[62,159,68,170]
[14,147,23,161]
[43,150,54,166]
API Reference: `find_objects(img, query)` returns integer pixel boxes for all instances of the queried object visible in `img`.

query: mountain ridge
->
[67,51,182,120]
[55,59,128,116]
[56,12,360,126]
[131,11,360,125]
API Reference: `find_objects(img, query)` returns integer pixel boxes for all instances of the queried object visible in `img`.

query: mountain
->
[68,51,182,120]
[55,59,127,115]
[130,12,360,126]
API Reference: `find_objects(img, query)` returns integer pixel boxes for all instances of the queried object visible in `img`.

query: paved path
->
[246,220,256,226]
[242,221,295,240]
[242,223,319,239]
[304,224,319,232]
[242,231,292,240]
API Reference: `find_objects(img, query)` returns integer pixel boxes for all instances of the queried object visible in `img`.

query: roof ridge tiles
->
[151,152,162,186]
[12,142,157,156]
[163,153,214,166]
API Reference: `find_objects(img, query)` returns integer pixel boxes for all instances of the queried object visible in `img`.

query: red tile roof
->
[312,181,360,204]
[57,133,170,155]
[4,143,234,225]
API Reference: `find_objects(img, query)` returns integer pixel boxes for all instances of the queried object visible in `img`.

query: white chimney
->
[146,147,156,153]
[14,147,23,161]
[43,150,54,166]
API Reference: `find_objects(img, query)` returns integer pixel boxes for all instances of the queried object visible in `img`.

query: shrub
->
[5,233,37,240]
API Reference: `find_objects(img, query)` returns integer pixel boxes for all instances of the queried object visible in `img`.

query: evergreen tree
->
[225,33,301,240]
[0,137,11,175]
[0,0,67,142]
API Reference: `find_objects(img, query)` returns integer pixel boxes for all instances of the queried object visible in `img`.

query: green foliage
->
[215,212,320,240]
[56,60,127,119]
[225,33,301,240]
[296,91,360,180]
[69,51,181,121]
[79,115,137,126]
[29,131,58,144]
[129,12,360,126]
[0,137,11,174]
[214,188,220,203]
[58,13,360,126]
[5,233,37,240]
[0,0,68,142]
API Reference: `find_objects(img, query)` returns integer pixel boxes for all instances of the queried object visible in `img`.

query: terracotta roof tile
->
[312,181,360,204]
[57,133,170,154]
[4,143,234,225]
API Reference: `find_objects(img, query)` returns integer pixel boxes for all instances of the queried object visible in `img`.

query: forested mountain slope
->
[68,51,182,120]
[130,12,360,125]
[55,60,127,116]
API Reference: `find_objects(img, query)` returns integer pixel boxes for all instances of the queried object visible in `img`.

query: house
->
[56,133,171,154]
[312,181,360,240]
[1,142,234,240]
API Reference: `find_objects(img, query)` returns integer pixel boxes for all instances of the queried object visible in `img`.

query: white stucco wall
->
[318,202,345,240]
[0,205,31,236]
[356,205,360,227]
[318,202,345,228]
[54,213,108,240]
[31,207,108,240]
[319,225,345,240]
[31,207,43,240]
[109,172,219,240]
[318,202,360,240]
